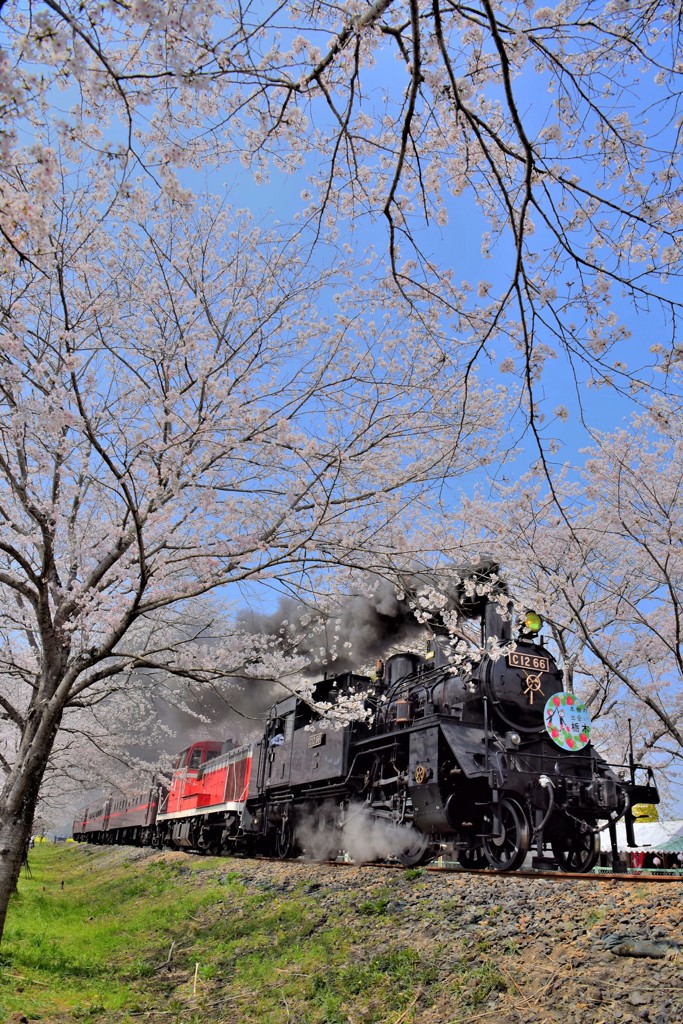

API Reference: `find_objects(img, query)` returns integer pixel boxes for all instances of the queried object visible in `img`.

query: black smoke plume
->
[238,560,506,674]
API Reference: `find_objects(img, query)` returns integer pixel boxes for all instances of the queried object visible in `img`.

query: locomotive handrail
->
[531,775,555,836]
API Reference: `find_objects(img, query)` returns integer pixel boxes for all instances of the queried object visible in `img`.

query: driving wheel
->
[276,819,297,859]
[457,845,488,870]
[551,827,600,872]
[482,798,530,872]
[396,829,438,867]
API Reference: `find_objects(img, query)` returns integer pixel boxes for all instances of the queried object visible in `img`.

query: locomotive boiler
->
[73,600,659,872]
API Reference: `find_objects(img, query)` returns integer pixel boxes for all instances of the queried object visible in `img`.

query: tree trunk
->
[0,710,60,944]
[0,808,34,941]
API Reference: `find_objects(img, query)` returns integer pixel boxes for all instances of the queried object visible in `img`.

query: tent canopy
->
[656,833,683,853]
[600,819,683,852]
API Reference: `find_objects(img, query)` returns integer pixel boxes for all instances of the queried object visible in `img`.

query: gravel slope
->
[226,857,682,1024]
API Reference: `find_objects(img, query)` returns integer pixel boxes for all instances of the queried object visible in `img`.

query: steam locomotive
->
[73,600,658,872]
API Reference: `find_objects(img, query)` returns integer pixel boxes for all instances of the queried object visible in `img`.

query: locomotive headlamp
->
[523,610,543,634]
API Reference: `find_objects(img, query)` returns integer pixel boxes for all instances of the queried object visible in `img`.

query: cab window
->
[188,748,203,770]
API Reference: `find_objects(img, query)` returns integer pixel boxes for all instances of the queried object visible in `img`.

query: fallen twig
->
[391,986,423,1024]
[155,940,176,972]
[1,970,49,987]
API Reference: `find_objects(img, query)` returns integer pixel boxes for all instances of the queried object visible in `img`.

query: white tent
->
[599,818,683,852]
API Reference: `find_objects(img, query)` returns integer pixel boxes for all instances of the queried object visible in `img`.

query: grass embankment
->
[0,845,446,1024]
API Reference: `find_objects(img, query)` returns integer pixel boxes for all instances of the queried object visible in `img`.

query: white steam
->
[296,801,431,865]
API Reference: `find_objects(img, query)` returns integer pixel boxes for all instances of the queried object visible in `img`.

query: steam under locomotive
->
[73,600,659,872]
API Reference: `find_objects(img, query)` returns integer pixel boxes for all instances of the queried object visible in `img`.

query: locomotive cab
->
[173,741,223,772]
[160,741,224,819]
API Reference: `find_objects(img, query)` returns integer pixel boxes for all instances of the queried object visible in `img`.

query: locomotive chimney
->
[483,599,513,643]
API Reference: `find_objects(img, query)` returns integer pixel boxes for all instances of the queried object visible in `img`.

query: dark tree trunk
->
[0,705,61,943]
[0,808,34,939]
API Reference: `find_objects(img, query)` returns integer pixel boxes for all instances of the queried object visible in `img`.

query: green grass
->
[448,958,508,1010]
[357,893,391,916]
[0,846,442,1024]
[0,846,232,1022]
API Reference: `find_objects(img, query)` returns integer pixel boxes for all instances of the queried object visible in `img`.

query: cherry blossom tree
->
[0,155,510,938]
[1,0,681,447]
[3,594,284,837]
[1,0,681,926]
[455,394,683,800]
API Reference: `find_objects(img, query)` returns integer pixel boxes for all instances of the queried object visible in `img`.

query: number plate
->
[508,652,550,672]
[308,733,325,748]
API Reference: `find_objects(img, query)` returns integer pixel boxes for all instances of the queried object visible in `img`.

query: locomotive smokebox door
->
[484,644,563,732]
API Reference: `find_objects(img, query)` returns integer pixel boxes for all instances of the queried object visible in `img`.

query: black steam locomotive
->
[73,598,659,872]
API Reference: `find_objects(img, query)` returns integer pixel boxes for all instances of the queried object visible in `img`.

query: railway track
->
[240,852,683,882]
[429,865,683,882]
[91,841,683,881]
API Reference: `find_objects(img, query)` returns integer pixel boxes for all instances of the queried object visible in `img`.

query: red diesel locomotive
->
[73,742,253,853]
